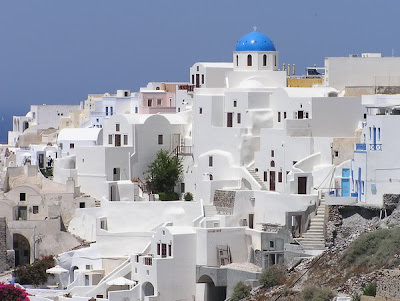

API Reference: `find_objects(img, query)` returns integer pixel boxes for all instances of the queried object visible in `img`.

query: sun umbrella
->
[46,265,69,275]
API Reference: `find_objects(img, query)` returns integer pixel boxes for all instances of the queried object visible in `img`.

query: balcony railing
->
[369,144,382,151]
[355,143,366,151]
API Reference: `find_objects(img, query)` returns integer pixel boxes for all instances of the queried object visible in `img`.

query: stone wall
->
[377,270,400,300]
[0,218,7,272]
[213,190,236,215]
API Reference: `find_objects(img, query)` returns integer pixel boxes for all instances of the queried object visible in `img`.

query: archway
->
[13,233,30,266]
[198,274,226,301]
[142,282,155,297]
[70,266,79,283]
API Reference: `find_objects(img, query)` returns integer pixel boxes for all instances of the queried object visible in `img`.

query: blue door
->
[341,179,350,197]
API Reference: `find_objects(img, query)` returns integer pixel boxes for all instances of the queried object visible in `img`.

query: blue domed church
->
[233,28,279,71]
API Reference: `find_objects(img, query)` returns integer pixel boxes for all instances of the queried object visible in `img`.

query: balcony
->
[369,144,382,151]
[355,143,366,152]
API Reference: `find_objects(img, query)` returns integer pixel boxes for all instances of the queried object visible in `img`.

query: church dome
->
[236,30,276,52]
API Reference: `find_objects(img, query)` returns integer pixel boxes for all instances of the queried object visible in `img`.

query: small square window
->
[70,143,75,149]
[158,135,163,145]
[116,124,120,132]
[233,100,237,107]
[270,241,275,248]
[79,202,85,208]
[20,193,26,201]
[334,151,339,157]
[33,206,39,214]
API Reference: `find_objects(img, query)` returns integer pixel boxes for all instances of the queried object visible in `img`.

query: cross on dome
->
[253,26,257,31]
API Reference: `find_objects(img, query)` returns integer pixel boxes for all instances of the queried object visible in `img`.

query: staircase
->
[204,205,218,217]
[296,199,326,250]
[247,168,267,190]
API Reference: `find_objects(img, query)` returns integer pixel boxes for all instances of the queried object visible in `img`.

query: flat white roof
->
[282,87,337,97]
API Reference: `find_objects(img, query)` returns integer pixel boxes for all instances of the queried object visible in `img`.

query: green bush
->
[158,192,179,201]
[362,282,376,296]
[14,255,55,287]
[351,293,361,301]
[301,285,336,301]
[230,281,251,301]
[184,192,193,201]
[259,265,286,288]
[342,227,400,269]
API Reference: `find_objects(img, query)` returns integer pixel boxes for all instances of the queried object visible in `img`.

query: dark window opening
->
[247,54,252,66]
[158,135,163,145]
[79,202,85,208]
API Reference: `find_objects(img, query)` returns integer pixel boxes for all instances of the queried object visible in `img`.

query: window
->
[79,202,85,208]
[124,135,128,145]
[181,182,185,193]
[108,135,113,144]
[202,74,205,84]
[247,54,252,66]
[105,107,109,116]
[274,55,277,66]
[270,160,275,167]
[334,151,339,157]
[263,54,267,66]
[157,243,160,255]
[135,107,138,113]
[33,206,39,214]
[378,128,381,140]
[369,127,371,139]
[192,74,194,84]
[284,112,287,119]
[147,99,153,107]
[364,113,367,119]
[237,113,241,124]
[20,193,26,201]
[305,112,309,118]
[70,143,74,149]
[233,100,237,107]
[278,112,281,122]
[270,240,275,248]
[236,55,239,66]
[110,107,113,116]
[116,124,120,131]
[59,143,63,149]
[157,98,162,106]
[278,172,282,183]
[168,244,172,256]
[264,172,268,182]
[197,66,199,71]
[209,156,213,167]
[161,243,167,258]
[158,135,163,145]
[271,150,274,157]
[199,107,203,114]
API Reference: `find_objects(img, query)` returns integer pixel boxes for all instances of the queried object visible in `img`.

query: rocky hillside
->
[244,201,400,300]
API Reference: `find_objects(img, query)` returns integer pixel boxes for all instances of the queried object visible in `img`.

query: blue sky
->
[1,0,400,142]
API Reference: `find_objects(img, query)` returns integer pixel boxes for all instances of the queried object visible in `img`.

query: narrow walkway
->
[296,199,326,250]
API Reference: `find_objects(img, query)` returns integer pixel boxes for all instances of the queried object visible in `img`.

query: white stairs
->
[296,199,326,250]
[247,168,267,190]
[204,205,218,217]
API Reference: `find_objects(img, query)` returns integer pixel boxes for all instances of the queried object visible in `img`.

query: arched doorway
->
[198,275,226,301]
[142,282,155,298]
[70,266,79,283]
[13,234,30,266]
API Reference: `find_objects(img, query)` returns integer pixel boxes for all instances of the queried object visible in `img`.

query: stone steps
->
[204,205,218,217]
[296,201,326,250]
[247,169,267,190]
